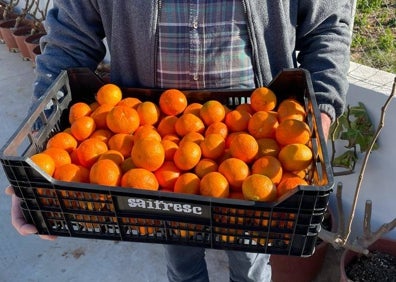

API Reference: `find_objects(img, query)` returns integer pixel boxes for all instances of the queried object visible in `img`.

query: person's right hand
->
[5,186,57,240]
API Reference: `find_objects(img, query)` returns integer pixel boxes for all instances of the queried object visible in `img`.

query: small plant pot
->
[340,238,396,282]
[0,19,31,52]
[270,209,335,282]
[0,13,17,43]
[12,27,33,60]
[25,32,45,61]
[31,45,41,68]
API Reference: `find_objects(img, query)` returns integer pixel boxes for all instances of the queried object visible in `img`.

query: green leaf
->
[332,150,358,170]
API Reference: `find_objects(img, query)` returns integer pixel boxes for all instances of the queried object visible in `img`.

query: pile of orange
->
[30,84,313,202]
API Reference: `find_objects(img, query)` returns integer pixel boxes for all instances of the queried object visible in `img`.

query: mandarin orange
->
[159,89,188,116]
[131,139,165,171]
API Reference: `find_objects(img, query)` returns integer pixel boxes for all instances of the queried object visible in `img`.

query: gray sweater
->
[35,0,353,122]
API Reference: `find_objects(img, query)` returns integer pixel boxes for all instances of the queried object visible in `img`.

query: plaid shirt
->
[157,0,255,89]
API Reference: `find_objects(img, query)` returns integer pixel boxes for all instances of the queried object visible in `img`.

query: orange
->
[96,83,122,106]
[194,158,218,178]
[173,141,202,171]
[76,138,108,168]
[179,132,205,146]
[277,173,308,198]
[117,97,142,109]
[121,168,159,190]
[68,102,92,124]
[278,143,313,171]
[225,131,241,149]
[157,115,178,137]
[174,113,205,136]
[89,159,121,186]
[90,128,113,144]
[277,98,306,123]
[199,100,226,126]
[162,134,180,144]
[53,163,89,183]
[159,89,188,116]
[235,103,255,115]
[183,102,203,116]
[229,133,258,163]
[70,116,96,141]
[200,171,229,198]
[251,156,283,185]
[256,138,280,158]
[205,121,228,139]
[89,101,99,111]
[70,149,81,165]
[218,158,250,191]
[250,87,277,112]
[131,139,165,171]
[248,111,279,139]
[98,149,125,165]
[161,139,179,161]
[275,119,311,146]
[136,101,160,126]
[199,133,226,160]
[43,147,72,168]
[174,172,201,195]
[228,192,245,200]
[242,174,277,202]
[46,132,78,153]
[30,153,56,176]
[120,157,136,173]
[108,133,134,158]
[224,109,251,132]
[133,125,162,142]
[90,103,114,129]
[106,105,140,134]
[154,161,181,190]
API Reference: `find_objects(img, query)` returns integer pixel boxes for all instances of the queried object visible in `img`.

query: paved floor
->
[0,41,348,282]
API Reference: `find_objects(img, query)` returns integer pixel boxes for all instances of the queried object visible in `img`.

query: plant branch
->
[336,182,346,238]
[344,77,396,245]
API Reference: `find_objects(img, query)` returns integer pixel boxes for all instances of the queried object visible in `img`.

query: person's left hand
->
[5,186,57,240]
[320,113,332,141]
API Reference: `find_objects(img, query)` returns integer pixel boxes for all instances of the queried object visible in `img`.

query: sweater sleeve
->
[32,0,106,107]
[296,0,353,122]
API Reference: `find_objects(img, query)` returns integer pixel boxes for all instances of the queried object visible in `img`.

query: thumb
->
[5,186,15,196]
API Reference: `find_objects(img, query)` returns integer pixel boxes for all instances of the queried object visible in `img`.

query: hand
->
[320,112,332,141]
[5,186,57,240]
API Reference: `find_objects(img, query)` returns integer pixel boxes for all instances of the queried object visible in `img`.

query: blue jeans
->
[164,245,271,282]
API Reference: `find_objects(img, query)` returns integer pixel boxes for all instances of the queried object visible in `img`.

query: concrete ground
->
[0,41,358,282]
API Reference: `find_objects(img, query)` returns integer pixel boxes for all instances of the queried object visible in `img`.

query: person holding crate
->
[5,1,353,281]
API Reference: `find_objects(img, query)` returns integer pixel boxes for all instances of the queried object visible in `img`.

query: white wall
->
[328,79,396,241]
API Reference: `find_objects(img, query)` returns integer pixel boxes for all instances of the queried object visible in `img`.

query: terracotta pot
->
[12,26,33,60]
[270,209,335,282]
[25,32,45,61]
[0,11,17,43]
[0,19,31,51]
[31,45,41,67]
[339,238,396,282]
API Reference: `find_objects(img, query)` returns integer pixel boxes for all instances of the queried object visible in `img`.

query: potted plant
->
[340,207,396,282]
[319,78,396,281]
[13,0,49,60]
[0,0,18,43]
[0,0,34,52]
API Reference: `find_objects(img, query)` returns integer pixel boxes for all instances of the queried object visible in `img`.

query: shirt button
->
[193,74,199,81]
[192,21,198,29]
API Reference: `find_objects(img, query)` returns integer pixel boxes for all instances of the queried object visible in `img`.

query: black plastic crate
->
[0,68,334,257]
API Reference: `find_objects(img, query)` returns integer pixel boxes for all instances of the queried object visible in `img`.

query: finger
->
[11,194,38,236]
[5,186,15,195]
[39,234,58,241]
